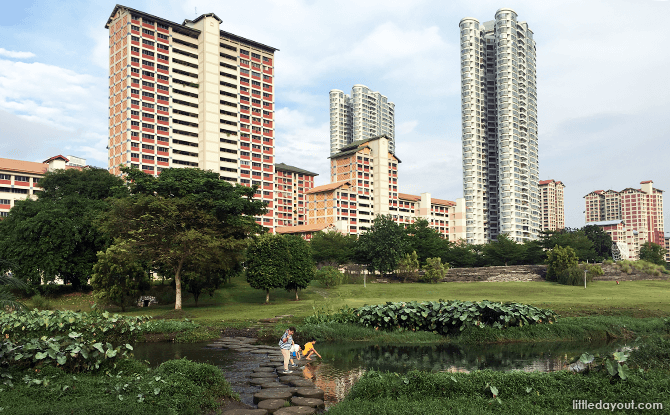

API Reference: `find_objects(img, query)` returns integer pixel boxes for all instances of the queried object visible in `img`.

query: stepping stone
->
[260,382,289,389]
[257,399,288,414]
[277,371,301,377]
[253,367,276,373]
[251,378,276,386]
[250,372,278,379]
[291,397,324,409]
[223,410,268,415]
[253,389,294,404]
[251,349,271,354]
[259,362,278,367]
[278,376,303,384]
[274,407,315,415]
[289,379,314,388]
[294,388,324,400]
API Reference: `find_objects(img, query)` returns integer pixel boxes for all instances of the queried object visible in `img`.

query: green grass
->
[327,369,670,414]
[0,358,235,415]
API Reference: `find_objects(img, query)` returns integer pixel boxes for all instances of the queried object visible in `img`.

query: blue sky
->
[1,0,669,229]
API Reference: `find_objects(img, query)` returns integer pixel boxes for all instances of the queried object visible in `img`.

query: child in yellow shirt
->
[302,338,322,360]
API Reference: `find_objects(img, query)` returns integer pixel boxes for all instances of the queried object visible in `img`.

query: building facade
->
[276,134,465,241]
[459,8,539,244]
[586,219,646,261]
[0,156,84,218]
[273,163,317,227]
[539,179,564,231]
[105,5,277,229]
[584,181,664,247]
[329,85,395,156]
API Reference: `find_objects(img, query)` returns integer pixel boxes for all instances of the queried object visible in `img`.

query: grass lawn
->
[35,279,670,322]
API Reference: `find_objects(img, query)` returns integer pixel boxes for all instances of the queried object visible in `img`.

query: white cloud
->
[396,120,418,135]
[0,48,35,59]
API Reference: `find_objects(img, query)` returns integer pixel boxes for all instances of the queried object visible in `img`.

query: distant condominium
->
[585,181,665,255]
[459,8,539,244]
[329,85,395,156]
[539,179,565,231]
[105,5,278,228]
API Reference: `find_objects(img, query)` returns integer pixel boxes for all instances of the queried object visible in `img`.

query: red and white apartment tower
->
[105,6,278,229]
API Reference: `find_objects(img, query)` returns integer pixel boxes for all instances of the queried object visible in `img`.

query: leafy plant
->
[422,257,448,283]
[578,351,631,381]
[315,266,342,288]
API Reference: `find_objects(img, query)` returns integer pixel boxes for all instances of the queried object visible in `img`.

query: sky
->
[1,0,669,229]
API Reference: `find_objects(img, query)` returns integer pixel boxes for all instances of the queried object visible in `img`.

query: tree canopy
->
[639,242,667,266]
[310,230,355,267]
[0,167,125,288]
[406,218,447,266]
[355,215,411,275]
[98,167,265,310]
[283,235,316,301]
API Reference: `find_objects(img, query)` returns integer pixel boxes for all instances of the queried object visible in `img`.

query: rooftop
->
[305,180,352,195]
[274,163,318,176]
[275,223,334,234]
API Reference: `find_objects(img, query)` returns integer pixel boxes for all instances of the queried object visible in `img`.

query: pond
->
[133,339,631,408]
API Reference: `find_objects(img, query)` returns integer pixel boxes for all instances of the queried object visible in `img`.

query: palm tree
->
[0,273,27,311]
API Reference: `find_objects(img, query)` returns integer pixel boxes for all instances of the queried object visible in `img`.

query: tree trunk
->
[295,289,299,301]
[175,259,185,310]
[265,289,270,304]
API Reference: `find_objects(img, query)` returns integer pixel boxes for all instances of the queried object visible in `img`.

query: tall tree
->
[355,215,410,276]
[310,230,356,267]
[99,167,265,310]
[441,242,480,268]
[546,245,578,282]
[582,225,613,261]
[540,228,596,262]
[406,218,447,265]
[483,233,524,266]
[283,235,316,301]
[521,240,546,265]
[0,168,125,288]
[639,242,667,265]
[246,234,290,303]
[398,251,420,282]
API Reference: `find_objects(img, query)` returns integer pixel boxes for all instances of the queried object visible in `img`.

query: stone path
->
[209,337,326,415]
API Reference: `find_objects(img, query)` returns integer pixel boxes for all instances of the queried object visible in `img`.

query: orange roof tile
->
[275,223,334,234]
[43,155,69,164]
[0,158,48,175]
[431,198,456,206]
[398,193,420,201]
[640,180,653,184]
[304,180,352,195]
[539,179,554,185]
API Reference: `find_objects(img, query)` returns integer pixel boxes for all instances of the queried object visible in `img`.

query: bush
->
[316,266,342,288]
[422,257,448,283]
[584,264,604,278]
[546,245,578,281]
[29,294,52,310]
[558,265,591,286]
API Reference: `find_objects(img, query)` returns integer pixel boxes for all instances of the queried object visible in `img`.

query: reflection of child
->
[289,343,302,367]
[302,338,322,360]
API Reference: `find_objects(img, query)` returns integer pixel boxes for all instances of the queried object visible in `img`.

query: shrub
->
[603,259,614,265]
[422,257,448,283]
[316,266,342,288]
[29,294,52,310]
[546,245,578,281]
[398,251,419,283]
[584,264,604,278]
[558,265,592,286]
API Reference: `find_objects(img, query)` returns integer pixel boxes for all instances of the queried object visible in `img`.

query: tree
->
[398,251,420,282]
[0,273,27,310]
[441,242,480,268]
[521,240,546,265]
[246,234,290,303]
[0,168,125,288]
[90,243,151,311]
[310,230,355,267]
[422,257,449,283]
[541,229,596,262]
[99,167,265,310]
[483,233,524,266]
[283,235,316,301]
[582,225,613,261]
[546,245,578,282]
[639,242,667,265]
[406,218,447,265]
[355,215,410,276]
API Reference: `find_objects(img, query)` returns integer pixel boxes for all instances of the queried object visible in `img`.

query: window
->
[142,50,154,57]
[263,92,271,98]
[157,33,168,40]
[131,110,139,116]
[252,62,260,69]
[240,68,249,75]
[240,49,249,55]
[252,71,260,78]
[252,80,261,87]
[141,59,154,67]
[251,52,261,59]
[131,35,140,42]
[252,99,261,105]
[142,28,154,36]
[157,104,168,111]
[263,56,271,62]
[131,142,139,148]
[131,152,140,158]
[142,155,155,160]
[157,156,169,163]
[142,91,154,98]
[142,39,154,46]
[131,121,140,126]
[131,67,140,74]
[157,53,168,60]
[157,43,169,51]
[131,46,140,53]
[142,144,155,150]
[240,59,249,65]
[142,112,154,119]
[157,84,168,92]
[157,94,168,101]
[240,77,249,84]
[141,123,154,129]
[157,23,169,30]
[157,115,169,122]
[0,174,9,181]
[131,24,139,31]
[142,80,154,88]
[157,126,168,132]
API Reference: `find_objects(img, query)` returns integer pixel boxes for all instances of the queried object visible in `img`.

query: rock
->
[274,406,315,415]
[253,389,294,404]
[257,399,288,414]
[294,388,324,400]
[251,378,276,386]
[253,367,276,373]
[289,379,314,388]
[250,372,278,379]
[260,382,289,389]
[278,375,303,384]
[259,362,278,367]
[251,349,271,354]
[290,397,324,409]
[223,409,268,415]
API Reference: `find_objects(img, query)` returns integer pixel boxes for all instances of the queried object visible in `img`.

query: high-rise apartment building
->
[274,163,317,227]
[329,85,395,156]
[585,180,665,246]
[539,179,565,231]
[105,5,277,229]
[459,8,539,244]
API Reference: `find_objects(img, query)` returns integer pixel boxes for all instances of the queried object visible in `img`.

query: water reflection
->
[133,339,630,408]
